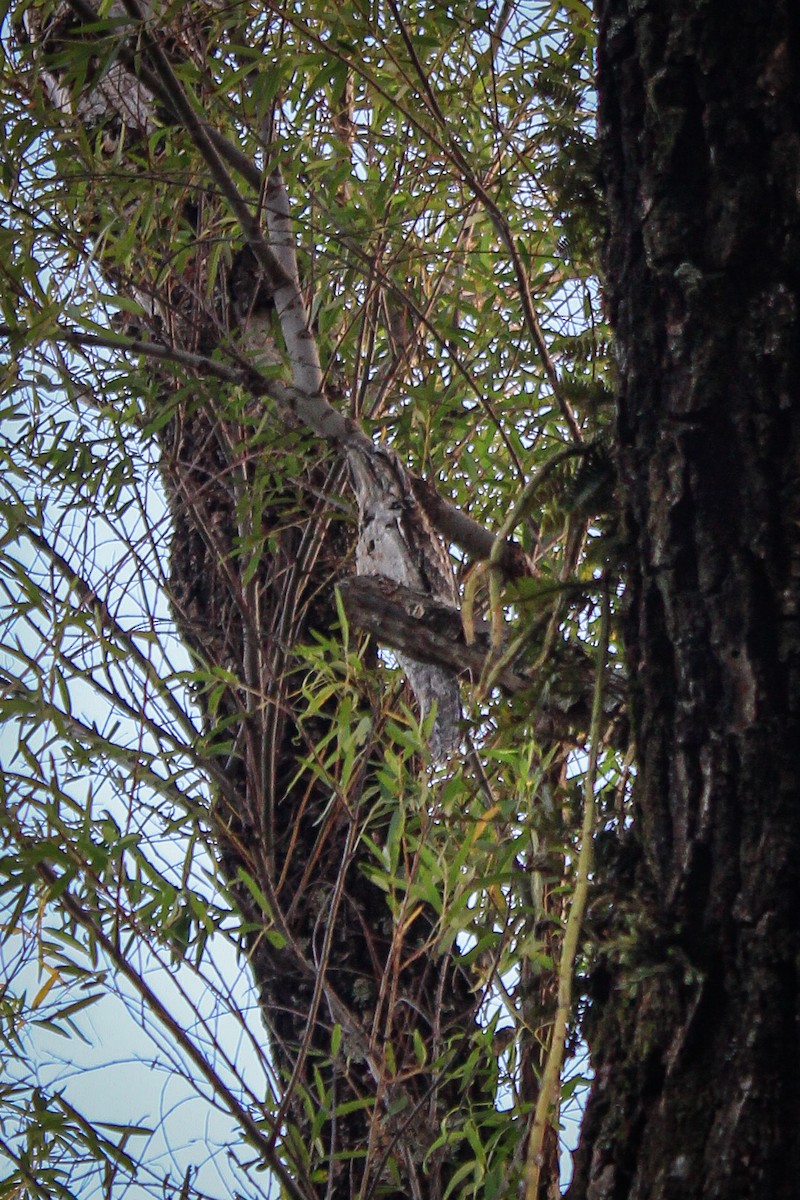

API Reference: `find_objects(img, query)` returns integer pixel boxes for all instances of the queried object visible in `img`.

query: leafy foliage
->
[0,3,625,1199]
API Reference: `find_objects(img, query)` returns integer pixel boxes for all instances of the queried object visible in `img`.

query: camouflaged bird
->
[348,445,460,760]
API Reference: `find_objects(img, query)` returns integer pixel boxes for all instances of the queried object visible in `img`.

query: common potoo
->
[349,445,460,760]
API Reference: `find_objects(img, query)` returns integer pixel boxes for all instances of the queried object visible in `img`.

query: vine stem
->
[523,578,611,1200]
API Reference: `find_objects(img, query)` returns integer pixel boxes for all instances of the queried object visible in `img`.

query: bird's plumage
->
[349,445,460,760]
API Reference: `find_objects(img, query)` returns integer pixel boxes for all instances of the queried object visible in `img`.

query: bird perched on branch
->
[348,445,461,761]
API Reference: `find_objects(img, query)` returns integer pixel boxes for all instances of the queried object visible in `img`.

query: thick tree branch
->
[3,321,532,577]
[338,575,627,745]
[408,475,532,578]
[338,576,525,689]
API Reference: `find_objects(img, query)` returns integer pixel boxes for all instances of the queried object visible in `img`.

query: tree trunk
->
[166,399,477,1199]
[570,4,800,1197]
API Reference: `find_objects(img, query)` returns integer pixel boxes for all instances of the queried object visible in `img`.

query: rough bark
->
[570,4,800,1198]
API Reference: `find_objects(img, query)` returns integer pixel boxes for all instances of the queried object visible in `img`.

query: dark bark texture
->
[570,4,800,1198]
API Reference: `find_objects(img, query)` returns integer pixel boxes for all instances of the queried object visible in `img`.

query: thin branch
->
[0,669,221,821]
[0,1137,57,1200]
[385,0,582,442]
[523,580,611,1200]
[3,322,532,576]
[115,0,293,301]
[262,166,326,395]
[112,0,323,401]
[25,526,200,744]
[30,857,314,1200]
[248,6,571,439]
